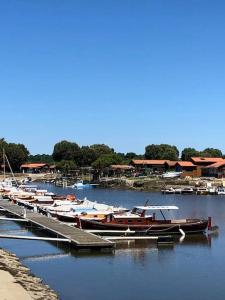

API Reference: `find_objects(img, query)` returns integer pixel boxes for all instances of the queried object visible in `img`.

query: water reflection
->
[0,218,217,271]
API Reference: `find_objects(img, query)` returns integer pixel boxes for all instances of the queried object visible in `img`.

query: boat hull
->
[56,214,76,222]
[79,219,208,235]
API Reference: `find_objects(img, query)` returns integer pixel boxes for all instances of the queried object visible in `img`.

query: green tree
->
[90,144,114,159]
[56,160,77,174]
[125,152,137,160]
[52,140,81,162]
[145,144,179,160]
[200,148,223,158]
[79,146,97,167]
[181,148,200,161]
[115,153,131,165]
[5,143,29,171]
[92,153,123,169]
[0,138,8,163]
[28,154,54,164]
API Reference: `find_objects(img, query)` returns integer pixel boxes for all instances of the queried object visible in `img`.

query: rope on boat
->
[145,224,180,233]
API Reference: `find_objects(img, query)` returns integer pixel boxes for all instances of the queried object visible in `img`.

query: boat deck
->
[0,200,114,250]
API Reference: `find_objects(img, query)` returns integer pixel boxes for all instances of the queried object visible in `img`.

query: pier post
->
[208,217,212,230]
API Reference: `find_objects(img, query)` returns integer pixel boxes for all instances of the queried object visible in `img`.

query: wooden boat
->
[52,195,67,200]
[17,195,34,200]
[57,210,111,223]
[78,206,209,235]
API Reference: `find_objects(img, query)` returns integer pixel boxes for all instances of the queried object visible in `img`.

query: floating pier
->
[0,234,70,242]
[0,200,114,251]
[0,217,29,222]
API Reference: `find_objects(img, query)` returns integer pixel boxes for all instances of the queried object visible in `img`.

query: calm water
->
[1,184,225,300]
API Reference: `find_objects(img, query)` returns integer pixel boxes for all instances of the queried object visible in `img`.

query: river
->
[0,184,225,300]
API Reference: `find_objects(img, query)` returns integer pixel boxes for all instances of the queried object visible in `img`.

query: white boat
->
[162,172,182,179]
[174,188,182,194]
[44,198,127,217]
[181,187,194,194]
[161,187,175,194]
[72,180,99,189]
[217,187,225,195]
[208,187,217,195]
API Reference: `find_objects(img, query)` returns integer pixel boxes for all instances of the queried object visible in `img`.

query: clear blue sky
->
[1,0,225,155]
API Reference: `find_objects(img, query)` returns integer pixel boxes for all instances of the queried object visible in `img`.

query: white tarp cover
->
[134,206,179,210]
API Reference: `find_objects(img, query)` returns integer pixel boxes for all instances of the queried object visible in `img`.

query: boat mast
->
[3,150,19,188]
[3,148,5,180]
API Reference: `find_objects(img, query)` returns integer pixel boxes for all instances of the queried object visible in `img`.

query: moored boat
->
[174,188,182,194]
[162,172,182,179]
[77,205,209,235]
[161,187,175,194]
[196,187,208,195]
[72,180,98,189]
[57,209,111,223]
[181,187,194,194]
[208,187,217,195]
[217,187,225,195]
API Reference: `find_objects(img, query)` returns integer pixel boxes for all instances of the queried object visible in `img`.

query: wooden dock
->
[0,200,114,250]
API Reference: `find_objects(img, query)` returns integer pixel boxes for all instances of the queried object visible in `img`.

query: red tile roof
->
[167,161,178,167]
[191,157,224,163]
[20,163,48,169]
[204,161,225,169]
[176,161,195,167]
[132,160,168,165]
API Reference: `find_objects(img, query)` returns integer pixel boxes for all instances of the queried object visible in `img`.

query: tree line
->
[0,138,29,171]
[0,138,224,172]
[145,144,223,161]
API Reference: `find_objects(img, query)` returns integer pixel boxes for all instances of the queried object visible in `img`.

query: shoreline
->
[99,177,225,192]
[1,173,224,193]
[0,248,59,300]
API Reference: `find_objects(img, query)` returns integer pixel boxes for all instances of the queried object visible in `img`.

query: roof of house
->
[167,161,178,167]
[20,163,48,169]
[111,165,135,170]
[191,157,224,163]
[204,161,225,169]
[176,161,196,167]
[132,159,168,165]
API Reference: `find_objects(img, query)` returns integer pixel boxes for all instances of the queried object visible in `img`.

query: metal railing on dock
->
[0,200,114,251]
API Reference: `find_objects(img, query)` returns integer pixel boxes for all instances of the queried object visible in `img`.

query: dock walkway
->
[0,200,114,250]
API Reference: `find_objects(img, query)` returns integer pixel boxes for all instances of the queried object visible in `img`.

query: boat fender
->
[179,228,185,237]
